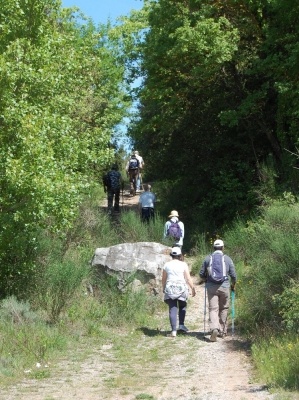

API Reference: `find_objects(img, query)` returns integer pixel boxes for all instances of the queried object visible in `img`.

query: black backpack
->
[103,173,111,188]
[129,158,139,170]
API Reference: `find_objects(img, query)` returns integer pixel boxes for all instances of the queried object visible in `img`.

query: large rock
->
[91,242,172,295]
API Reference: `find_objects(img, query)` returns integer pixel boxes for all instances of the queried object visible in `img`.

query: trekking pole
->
[203,284,207,339]
[231,289,235,337]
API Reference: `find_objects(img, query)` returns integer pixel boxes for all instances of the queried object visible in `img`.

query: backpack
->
[128,158,139,170]
[207,253,228,284]
[104,171,121,190]
[167,221,182,240]
[103,173,111,188]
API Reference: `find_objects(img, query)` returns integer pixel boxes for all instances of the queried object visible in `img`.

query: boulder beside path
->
[91,242,172,295]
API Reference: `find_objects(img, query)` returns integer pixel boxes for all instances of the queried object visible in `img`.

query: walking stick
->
[203,284,207,339]
[231,289,235,337]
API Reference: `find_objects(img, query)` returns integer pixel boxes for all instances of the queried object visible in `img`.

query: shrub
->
[0,295,38,324]
[36,260,89,323]
[0,297,66,380]
[273,279,299,332]
[88,274,161,328]
[252,335,299,390]
[225,200,299,333]
[118,210,164,244]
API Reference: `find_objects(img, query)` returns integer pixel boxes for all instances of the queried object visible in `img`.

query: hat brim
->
[168,214,179,218]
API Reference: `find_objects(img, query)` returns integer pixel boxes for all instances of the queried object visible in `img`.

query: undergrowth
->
[0,186,164,384]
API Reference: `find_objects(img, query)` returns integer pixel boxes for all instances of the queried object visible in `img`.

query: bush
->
[224,199,299,333]
[273,279,299,332]
[89,274,161,328]
[118,210,164,244]
[36,260,89,323]
[252,335,299,390]
[0,297,66,381]
[0,295,38,324]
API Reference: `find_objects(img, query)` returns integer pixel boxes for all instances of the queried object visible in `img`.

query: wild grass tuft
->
[118,210,164,243]
[252,335,299,390]
[0,296,67,384]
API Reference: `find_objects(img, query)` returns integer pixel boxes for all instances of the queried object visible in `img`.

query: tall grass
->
[252,335,299,390]
[0,186,165,382]
[0,296,66,383]
[220,198,299,390]
[118,210,165,243]
[225,200,299,334]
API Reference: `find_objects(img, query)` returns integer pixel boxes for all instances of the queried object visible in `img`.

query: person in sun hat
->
[162,246,196,337]
[199,239,237,342]
[163,210,185,248]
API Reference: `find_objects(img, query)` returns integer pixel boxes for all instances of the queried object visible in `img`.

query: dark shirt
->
[104,170,121,190]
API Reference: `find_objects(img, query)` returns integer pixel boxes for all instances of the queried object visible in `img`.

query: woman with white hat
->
[163,210,185,248]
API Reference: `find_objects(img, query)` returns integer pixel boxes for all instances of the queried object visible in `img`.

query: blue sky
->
[61,0,144,151]
[61,0,144,24]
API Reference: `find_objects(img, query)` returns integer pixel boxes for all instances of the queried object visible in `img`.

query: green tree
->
[127,0,299,233]
[0,0,130,295]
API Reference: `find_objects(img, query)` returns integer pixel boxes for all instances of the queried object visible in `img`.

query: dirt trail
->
[0,189,290,400]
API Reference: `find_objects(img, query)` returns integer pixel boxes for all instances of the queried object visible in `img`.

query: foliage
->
[0,296,66,382]
[87,274,161,328]
[124,0,299,233]
[118,210,164,243]
[0,295,38,324]
[252,335,299,390]
[273,279,299,332]
[36,259,89,323]
[225,199,299,333]
[0,0,131,296]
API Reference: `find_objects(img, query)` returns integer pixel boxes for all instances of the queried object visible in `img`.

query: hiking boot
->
[210,329,218,342]
[219,331,227,339]
[178,325,189,332]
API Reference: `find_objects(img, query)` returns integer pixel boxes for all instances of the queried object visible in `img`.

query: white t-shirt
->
[163,259,188,282]
[135,155,144,169]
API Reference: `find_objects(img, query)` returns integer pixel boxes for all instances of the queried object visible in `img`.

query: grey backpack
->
[207,253,228,283]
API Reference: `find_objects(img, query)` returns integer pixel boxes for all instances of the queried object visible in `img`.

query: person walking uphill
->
[162,247,196,338]
[199,239,237,342]
[138,184,156,223]
[164,210,184,248]
[102,164,123,214]
[126,153,140,196]
[134,150,144,192]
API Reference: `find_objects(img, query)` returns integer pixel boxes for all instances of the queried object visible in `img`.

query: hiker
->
[102,164,123,214]
[162,246,196,337]
[199,239,237,342]
[138,184,157,223]
[126,153,140,196]
[134,150,144,192]
[164,210,185,248]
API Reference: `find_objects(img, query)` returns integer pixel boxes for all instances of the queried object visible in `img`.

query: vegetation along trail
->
[0,191,287,400]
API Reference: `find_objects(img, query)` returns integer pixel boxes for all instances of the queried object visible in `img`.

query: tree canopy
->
[127,0,299,232]
[0,0,130,293]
